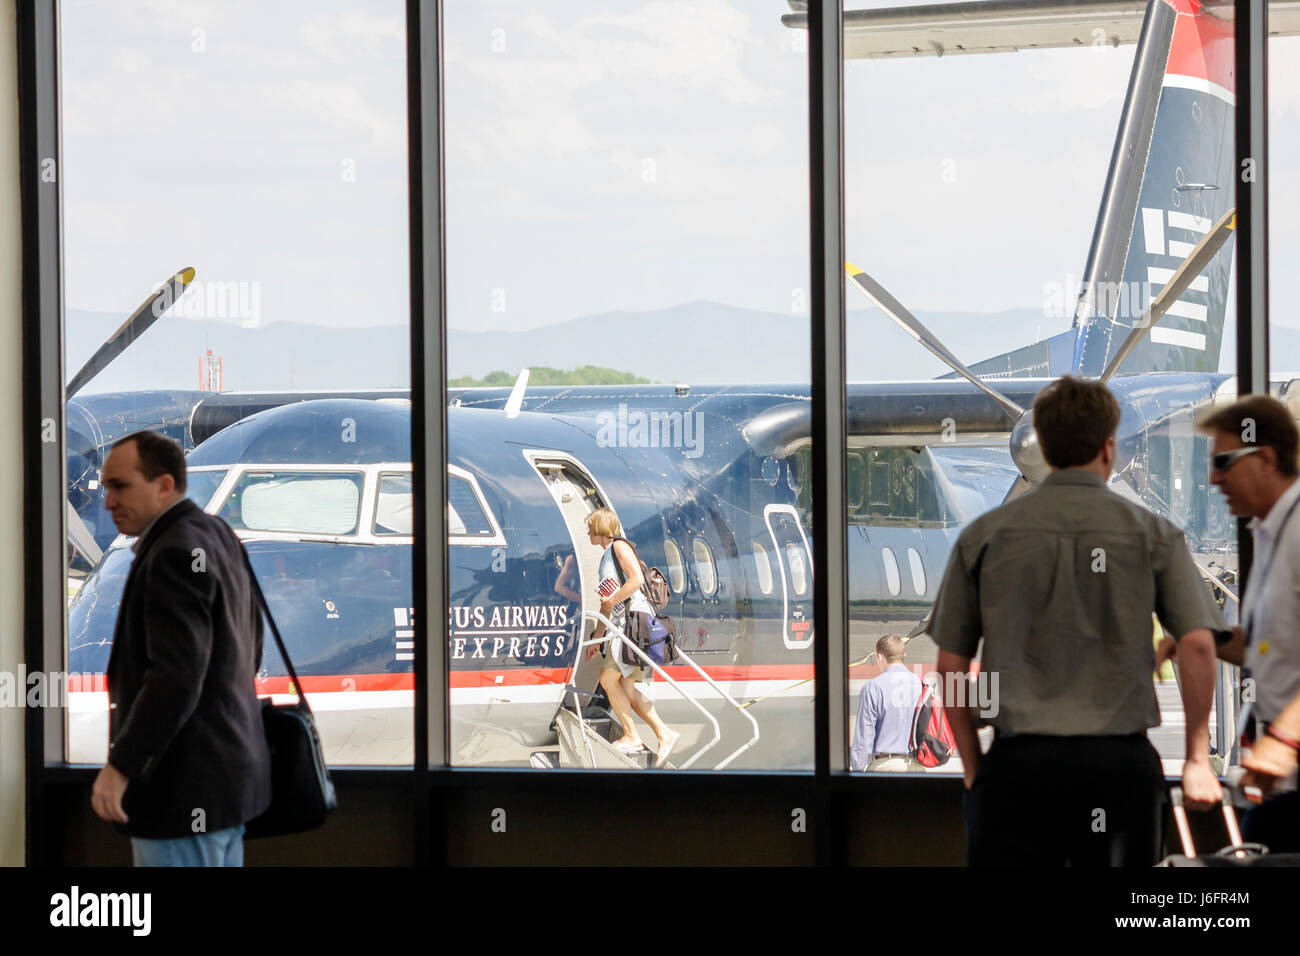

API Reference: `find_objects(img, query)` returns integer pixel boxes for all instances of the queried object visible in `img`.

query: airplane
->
[61,0,1295,770]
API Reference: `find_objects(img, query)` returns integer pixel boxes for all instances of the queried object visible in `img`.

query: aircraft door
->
[526,455,609,689]
[764,503,813,648]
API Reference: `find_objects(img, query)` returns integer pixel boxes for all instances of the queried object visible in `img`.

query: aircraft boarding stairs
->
[550,610,760,770]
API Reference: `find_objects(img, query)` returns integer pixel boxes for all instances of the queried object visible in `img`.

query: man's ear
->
[157,473,176,496]
[1260,444,1280,474]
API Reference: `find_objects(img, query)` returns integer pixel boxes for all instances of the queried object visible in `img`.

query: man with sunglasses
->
[1190,395,1300,850]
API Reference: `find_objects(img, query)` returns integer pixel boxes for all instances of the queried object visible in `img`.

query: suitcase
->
[1158,786,1274,866]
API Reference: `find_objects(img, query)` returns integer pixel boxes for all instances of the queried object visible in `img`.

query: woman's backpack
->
[610,537,678,666]
[611,537,670,609]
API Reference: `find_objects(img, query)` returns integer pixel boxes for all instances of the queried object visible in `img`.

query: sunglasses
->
[1211,446,1264,473]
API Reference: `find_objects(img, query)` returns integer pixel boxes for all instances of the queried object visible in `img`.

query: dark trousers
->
[963,734,1166,867]
[1243,789,1300,852]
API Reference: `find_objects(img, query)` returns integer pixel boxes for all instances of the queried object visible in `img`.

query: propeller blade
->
[66,267,196,399]
[66,499,103,567]
[1000,474,1034,506]
[845,263,1025,422]
[1099,210,1236,384]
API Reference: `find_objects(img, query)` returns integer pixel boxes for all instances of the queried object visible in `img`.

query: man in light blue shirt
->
[851,635,923,772]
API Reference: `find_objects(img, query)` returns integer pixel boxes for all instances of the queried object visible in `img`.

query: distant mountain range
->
[67,300,1286,394]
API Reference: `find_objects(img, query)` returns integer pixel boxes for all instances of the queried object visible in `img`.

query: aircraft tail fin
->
[1072,0,1235,377]
[960,0,1235,381]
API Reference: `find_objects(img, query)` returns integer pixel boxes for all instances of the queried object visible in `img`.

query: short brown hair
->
[585,507,622,538]
[875,634,906,664]
[1032,376,1121,469]
[113,430,188,493]
[1198,395,1299,477]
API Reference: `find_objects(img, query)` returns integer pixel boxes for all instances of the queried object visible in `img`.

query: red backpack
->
[909,676,956,768]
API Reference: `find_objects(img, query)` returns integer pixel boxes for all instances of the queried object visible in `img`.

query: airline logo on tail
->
[1073,0,1236,378]
[1140,205,1217,353]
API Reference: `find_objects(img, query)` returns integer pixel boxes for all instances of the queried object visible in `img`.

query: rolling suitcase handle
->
[1169,787,1267,860]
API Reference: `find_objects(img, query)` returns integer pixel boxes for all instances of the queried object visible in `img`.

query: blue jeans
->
[131,825,246,867]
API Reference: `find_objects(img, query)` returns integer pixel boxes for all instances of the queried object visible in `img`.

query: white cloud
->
[301,9,403,61]
[58,0,1300,348]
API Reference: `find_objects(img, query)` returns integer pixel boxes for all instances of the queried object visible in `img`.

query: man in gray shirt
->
[930,376,1224,866]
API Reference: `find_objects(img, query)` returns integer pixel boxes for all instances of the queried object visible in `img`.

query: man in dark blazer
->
[90,430,271,866]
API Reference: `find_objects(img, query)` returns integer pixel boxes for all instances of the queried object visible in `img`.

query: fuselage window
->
[693,537,718,596]
[220,471,364,535]
[906,546,926,596]
[374,474,413,535]
[447,474,495,538]
[786,542,809,596]
[664,538,687,593]
[881,547,901,597]
[752,542,774,595]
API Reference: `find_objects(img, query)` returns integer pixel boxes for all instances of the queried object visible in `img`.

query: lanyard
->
[1243,490,1300,645]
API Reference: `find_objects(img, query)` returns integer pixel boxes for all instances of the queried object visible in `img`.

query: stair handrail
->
[570,610,721,768]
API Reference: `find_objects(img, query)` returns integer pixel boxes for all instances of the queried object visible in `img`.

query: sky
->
[59,0,1300,381]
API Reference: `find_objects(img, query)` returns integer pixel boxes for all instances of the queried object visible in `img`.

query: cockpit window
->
[220,471,364,535]
[448,474,494,538]
[374,471,502,542]
[185,469,227,510]
[374,474,413,536]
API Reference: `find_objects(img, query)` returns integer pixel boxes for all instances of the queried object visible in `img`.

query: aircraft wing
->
[782,0,1300,60]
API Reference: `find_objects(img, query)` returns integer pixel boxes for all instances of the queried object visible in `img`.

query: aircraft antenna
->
[505,368,530,418]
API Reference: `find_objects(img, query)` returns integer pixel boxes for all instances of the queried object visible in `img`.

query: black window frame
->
[20,0,1269,868]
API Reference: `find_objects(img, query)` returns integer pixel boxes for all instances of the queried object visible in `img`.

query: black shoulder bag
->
[240,547,338,839]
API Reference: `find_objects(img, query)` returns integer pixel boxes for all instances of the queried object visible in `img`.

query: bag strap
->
[610,537,657,612]
[239,542,316,717]
[909,678,933,752]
